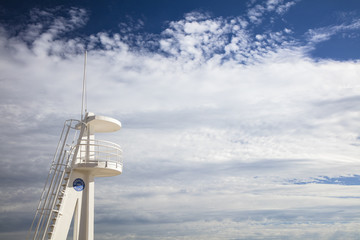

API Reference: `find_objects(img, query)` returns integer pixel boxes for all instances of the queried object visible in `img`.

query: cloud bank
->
[1,1,360,239]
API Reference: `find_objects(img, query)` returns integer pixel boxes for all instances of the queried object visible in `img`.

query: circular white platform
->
[73,162,123,177]
[86,115,121,133]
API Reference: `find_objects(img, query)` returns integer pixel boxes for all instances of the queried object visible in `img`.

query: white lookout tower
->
[27,53,123,240]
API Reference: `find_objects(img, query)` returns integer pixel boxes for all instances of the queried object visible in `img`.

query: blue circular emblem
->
[73,178,85,192]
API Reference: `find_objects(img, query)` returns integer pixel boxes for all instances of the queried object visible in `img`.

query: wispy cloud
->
[306,18,360,44]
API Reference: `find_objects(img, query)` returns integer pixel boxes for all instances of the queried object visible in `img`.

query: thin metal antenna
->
[81,50,87,120]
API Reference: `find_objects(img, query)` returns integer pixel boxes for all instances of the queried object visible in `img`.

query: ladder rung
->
[37,208,52,211]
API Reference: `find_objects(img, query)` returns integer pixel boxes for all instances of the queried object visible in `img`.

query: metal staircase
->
[27,119,84,240]
[47,167,71,239]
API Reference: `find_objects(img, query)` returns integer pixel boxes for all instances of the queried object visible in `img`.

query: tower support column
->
[79,173,94,240]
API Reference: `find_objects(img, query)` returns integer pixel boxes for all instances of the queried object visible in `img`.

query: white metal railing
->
[74,139,122,167]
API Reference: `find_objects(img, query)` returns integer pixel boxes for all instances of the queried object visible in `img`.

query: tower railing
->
[74,139,123,167]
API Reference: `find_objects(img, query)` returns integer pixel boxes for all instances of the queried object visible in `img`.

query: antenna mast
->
[81,50,88,120]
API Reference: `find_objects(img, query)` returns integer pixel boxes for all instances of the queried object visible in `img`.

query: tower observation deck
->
[27,112,122,240]
[74,113,122,177]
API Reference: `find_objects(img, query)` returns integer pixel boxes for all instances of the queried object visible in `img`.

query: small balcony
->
[72,138,123,177]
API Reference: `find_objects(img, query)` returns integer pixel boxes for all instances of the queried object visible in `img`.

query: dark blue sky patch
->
[0,0,248,35]
[309,30,360,61]
[1,0,360,61]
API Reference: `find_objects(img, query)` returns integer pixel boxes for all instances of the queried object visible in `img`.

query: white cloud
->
[247,0,297,24]
[275,1,297,14]
[159,12,300,66]
[248,4,266,24]
[1,5,360,240]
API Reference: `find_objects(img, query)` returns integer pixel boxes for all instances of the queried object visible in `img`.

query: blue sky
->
[0,0,360,239]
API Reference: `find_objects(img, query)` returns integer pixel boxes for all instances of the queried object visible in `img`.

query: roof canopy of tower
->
[86,113,121,133]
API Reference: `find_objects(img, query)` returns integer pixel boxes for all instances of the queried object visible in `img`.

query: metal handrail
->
[75,139,122,165]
